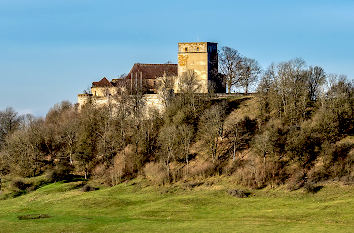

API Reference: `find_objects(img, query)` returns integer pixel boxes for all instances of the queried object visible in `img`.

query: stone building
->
[78,42,225,110]
[176,42,224,93]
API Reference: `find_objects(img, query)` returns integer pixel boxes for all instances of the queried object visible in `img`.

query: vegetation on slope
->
[0,58,352,195]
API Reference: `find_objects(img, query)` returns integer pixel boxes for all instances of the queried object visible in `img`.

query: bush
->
[228,189,251,198]
[321,138,354,180]
[287,168,306,191]
[104,146,136,186]
[47,162,74,182]
[188,160,216,178]
[223,157,246,176]
[143,162,168,185]
[81,184,98,192]
[12,179,31,191]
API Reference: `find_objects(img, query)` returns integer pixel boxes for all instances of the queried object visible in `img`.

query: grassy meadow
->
[0,177,353,233]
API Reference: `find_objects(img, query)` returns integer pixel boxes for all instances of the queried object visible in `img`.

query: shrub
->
[322,137,354,180]
[287,168,306,191]
[143,162,168,185]
[81,184,97,192]
[105,146,136,186]
[12,179,30,191]
[47,162,74,182]
[188,160,216,178]
[228,189,251,198]
[233,154,288,189]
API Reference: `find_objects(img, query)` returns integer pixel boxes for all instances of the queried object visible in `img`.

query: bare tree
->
[178,70,201,94]
[306,66,326,102]
[177,124,193,174]
[198,105,225,162]
[178,70,202,113]
[157,72,175,108]
[0,107,22,149]
[219,47,243,93]
[239,57,261,94]
[158,125,179,178]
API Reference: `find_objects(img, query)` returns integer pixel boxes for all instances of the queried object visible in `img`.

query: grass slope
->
[0,178,353,233]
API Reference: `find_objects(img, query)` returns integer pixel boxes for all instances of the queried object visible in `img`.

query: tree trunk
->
[233,142,236,161]
[69,152,73,165]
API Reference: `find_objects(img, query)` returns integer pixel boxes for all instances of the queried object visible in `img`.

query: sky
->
[0,0,353,116]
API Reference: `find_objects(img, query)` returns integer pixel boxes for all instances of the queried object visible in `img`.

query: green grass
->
[0,178,353,233]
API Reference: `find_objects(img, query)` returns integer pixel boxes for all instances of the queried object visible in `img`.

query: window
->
[196,47,199,52]
[185,47,188,52]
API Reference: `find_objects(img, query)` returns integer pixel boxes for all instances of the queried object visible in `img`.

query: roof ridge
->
[135,63,177,66]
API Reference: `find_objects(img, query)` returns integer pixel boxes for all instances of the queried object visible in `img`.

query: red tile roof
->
[126,63,177,80]
[92,77,113,87]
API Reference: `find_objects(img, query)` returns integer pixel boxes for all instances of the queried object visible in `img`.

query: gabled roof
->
[92,77,113,87]
[126,63,177,80]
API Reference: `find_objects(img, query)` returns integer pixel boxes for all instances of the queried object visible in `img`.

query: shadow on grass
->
[18,214,51,220]
[305,184,324,194]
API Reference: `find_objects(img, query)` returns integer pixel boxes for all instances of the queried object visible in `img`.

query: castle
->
[78,42,225,110]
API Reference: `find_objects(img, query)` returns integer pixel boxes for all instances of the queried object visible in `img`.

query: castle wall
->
[77,93,165,116]
[91,87,118,97]
[142,94,164,116]
[77,94,92,111]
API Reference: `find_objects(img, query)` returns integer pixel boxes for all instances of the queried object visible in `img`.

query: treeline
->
[0,58,353,190]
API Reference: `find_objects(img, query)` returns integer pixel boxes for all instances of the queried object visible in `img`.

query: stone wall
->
[77,93,165,115]
[91,87,118,97]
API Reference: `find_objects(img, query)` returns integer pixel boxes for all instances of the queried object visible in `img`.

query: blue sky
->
[1,0,353,116]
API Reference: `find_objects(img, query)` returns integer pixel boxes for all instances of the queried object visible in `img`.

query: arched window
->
[185,47,188,52]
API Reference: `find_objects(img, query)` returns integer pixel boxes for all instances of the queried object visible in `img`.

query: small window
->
[185,47,188,52]
[196,47,199,51]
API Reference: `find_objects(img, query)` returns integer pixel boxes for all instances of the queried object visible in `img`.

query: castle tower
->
[176,42,218,93]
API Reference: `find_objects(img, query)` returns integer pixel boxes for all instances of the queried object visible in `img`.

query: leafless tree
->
[178,70,203,113]
[178,70,201,94]
[219,46,243,93]
[306,66,326,102]
[177,124,193,174]
[0,107,22,149]
[198,105,225,162]
[157,72,175,108]
[158,125,178,178]
[239,57,261,94]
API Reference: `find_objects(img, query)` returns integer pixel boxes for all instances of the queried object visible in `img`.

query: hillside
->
[0,58,353,232]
